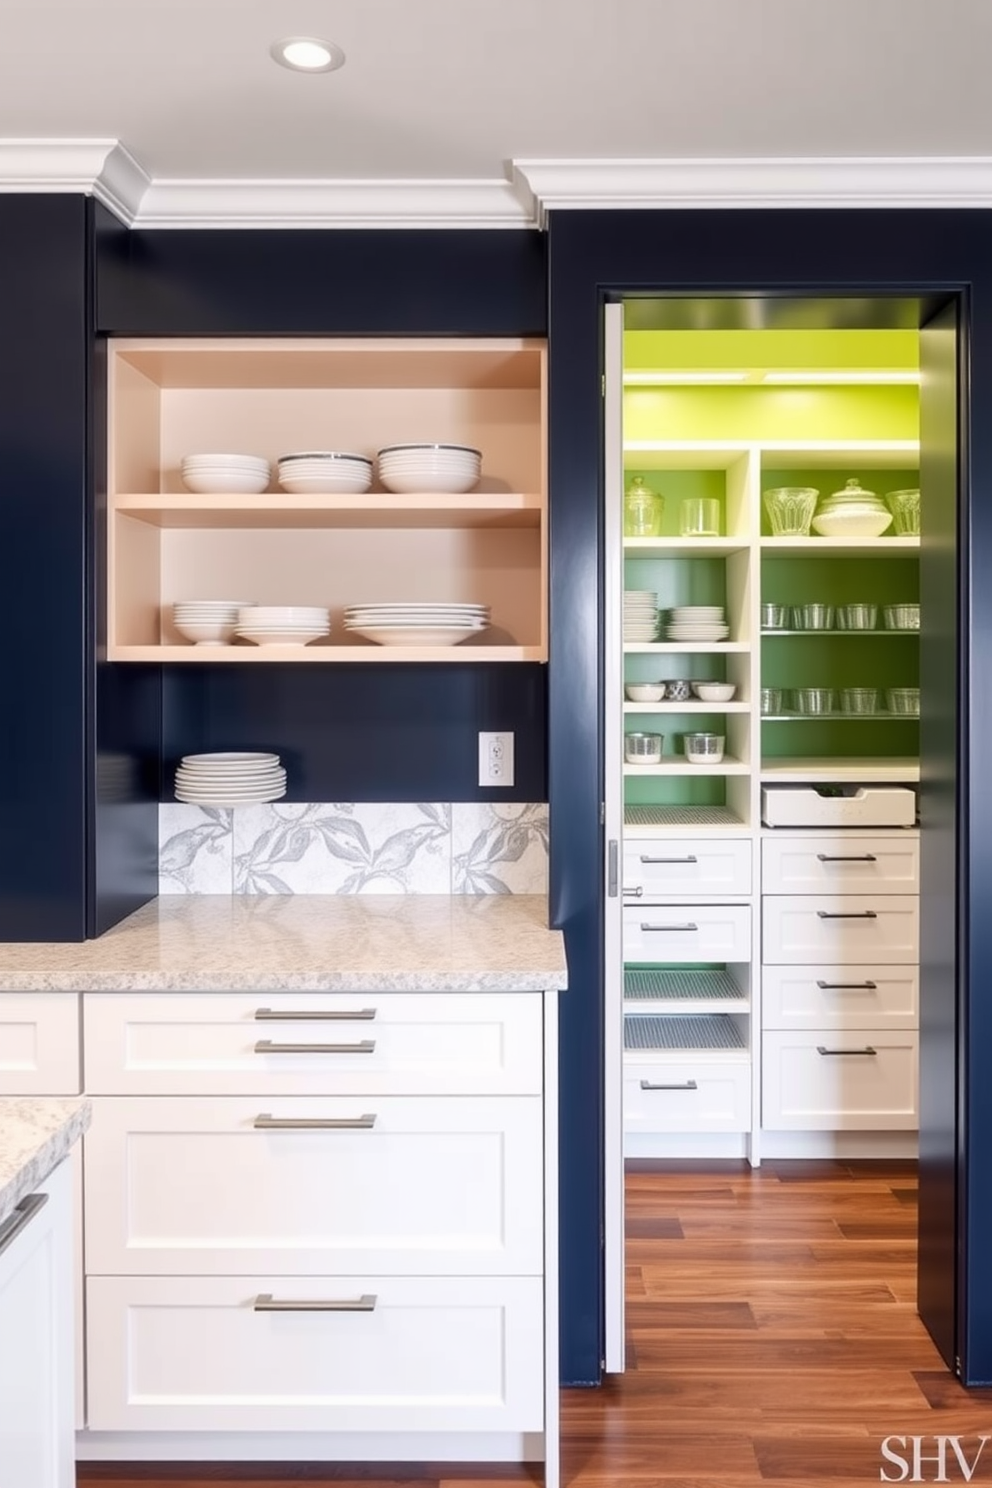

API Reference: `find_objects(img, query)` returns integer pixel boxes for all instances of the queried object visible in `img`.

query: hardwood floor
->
[79,1159,992,1488]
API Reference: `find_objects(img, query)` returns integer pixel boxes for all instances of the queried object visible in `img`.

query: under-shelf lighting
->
[270,36,346,72]
[623,371,750,386]
[763,370,920,385]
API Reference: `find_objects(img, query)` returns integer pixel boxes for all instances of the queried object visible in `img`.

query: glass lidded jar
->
[624,476,664,538]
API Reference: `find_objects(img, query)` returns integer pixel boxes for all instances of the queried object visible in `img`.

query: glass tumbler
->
[679,496,721,537]
[886,687,920,716]
[886,488,921,536]
[793,604,835,631]
[624,477,664,537]
[760,688,785,715]
[840,687,879,714]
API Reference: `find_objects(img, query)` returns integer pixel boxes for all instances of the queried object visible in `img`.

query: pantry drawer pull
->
[816,853,877,863]
[253,1113,377,1130]
[0,1194,48,1259]
[623,885,644,897]
[816,979,878,990]
[254,1293,377,1313]
[816,1045,878,1057]
[816,910,878,919]
[254,1039,376,1055]
[640,1079,698,1091]
[640,854,698,865]
[640,922,698,932]
[254,1007,376,1021]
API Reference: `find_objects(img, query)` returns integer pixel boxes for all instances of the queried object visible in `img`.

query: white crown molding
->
[512,157,992,225]
[0,139,149,219]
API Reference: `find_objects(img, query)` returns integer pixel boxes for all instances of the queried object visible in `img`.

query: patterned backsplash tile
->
[160,801,548,896]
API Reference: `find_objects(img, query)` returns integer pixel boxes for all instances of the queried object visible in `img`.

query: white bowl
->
[174,619,237,645]
[236,630,328,646]
[624,683,666,702]
[691,682,737,702]
[278,472,372,494]
[238,606,329,622]
[378,469,481,495]
[811,510,893,538]
[182,453,269,469]
[182,470,270,495]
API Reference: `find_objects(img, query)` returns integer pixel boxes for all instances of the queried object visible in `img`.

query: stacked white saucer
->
[172,598,255,646]
[181,453,270,495]
[174,753,286,806]
[277,452,372,495]
[665,605,729,642]
[376,443,482,495]
[234,606,331,646]
[344,601,490,647]
[623,590,659,642]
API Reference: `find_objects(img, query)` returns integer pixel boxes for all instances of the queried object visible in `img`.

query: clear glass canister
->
[624,476,664,537]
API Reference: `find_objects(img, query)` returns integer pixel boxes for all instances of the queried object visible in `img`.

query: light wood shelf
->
[114,492,542,530]
[107,643,544,664]
[761,537,920,556]
[760,756,920,782]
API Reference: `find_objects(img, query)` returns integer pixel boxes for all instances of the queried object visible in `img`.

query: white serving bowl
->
[182,469,271,495]
[811,510,893,538]
[624,683,666,702]
[174,619,238,645]
[238,606,329,622]
[378,470,481,495]
[236,629,328,646]
[278,472,372,494]
[691,682,737,702]
[182,452,269,468]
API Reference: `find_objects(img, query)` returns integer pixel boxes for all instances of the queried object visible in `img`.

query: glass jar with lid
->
[624,476,664,537]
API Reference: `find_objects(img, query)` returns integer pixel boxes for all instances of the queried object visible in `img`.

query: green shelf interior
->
[624,552,728,609]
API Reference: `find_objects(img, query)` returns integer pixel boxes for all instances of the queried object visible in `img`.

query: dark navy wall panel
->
[547,209,992,1385]
[0,197,91,940]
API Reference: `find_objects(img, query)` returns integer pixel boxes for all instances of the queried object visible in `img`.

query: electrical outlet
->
[478,731,514,788]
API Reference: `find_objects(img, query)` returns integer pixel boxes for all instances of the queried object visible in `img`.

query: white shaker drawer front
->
[762,965,919,1030]
[83,991,542,1096]
[623,839,752,900]
[762,835,919,895]
[86,1272,544,1434]
[623,1058,751,1134]
[0,993,80,1094]
[762,896,919,965]
[84,1095,543,1277]
[762,1031,918,1130]
[623,905,751,965]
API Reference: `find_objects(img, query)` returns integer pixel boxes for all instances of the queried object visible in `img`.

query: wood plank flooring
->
[79,1159,992,1488]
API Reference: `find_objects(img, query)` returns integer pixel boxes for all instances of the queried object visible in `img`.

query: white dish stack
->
[181,453,270,495]
[234,606,331,646]
[623,590,659,642]
[172,599,255,646]
[343,601,490,647]
[277,452,373,495]
[665,605,729,642]
[174,752,287,806]
[376,443,482,495]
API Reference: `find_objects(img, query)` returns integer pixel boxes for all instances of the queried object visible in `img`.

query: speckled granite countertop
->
[0,1098,91,1226]
[0,895,568,993]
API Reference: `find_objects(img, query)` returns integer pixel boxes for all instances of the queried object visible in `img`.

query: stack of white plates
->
[174,753,286,806]
[181,453,270,495]
[666,605,729,642]
[344,601,490,647]
[172,598,255,646]
[623,590,659,642]
[376,443,482,495]
[277,452,372,495]
[234,606,331,646]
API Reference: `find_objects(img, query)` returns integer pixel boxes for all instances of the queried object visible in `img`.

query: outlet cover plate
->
[478,731,514,787]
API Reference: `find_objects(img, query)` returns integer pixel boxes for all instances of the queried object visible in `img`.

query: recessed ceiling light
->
[270,36,345,73]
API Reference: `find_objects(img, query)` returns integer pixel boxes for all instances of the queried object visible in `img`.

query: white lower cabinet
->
[624,1058,751,1134]
[761,1030,919,1130]
[623,903,751,965]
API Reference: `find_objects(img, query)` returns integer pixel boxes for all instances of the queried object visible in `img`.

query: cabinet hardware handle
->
[253,1113,376,1130]
[816,1046,878,1056]
[640,854,698,865]
[623,886,644,897]
[816,910,878,919]
[640,922,698,932]
[816,853,878,863]
[640,1079,698,1091]
[254,1039,375,1055]
[254,1293,377,1313]
[254,1008,376,1021]
[0,1193,48,1259]
[608,839,618,898]
[816,979,878,990]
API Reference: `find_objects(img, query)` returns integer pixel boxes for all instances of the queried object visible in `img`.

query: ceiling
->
[3,0,992,227]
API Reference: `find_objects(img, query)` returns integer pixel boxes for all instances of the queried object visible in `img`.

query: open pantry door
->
[602,300,626,1372]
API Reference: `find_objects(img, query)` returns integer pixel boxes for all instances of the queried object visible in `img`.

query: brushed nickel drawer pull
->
[816,853,878,863]
[817,979,878,990]
[0,1193,48,1259]
[816,910,878,919]
[640,1079,698,1091]
[254,1007,376,1021]
[253,1113,376,1130]
[816,1046,878,1056]
[640,854,698,864]
[623,885,644,897]
[254,1293,377,1313]
[640,922,698,932]
[254,1039,376,1055]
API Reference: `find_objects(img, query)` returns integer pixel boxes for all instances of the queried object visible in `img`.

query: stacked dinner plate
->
[172,598,255,646]
[181,453,270,495]
[665,605,730,642]
[623,590,659,642]
[376,443,482,495]
[277,452,373,495]
[234,606,331,646]
[343,601,490,647]
[174,753,287,806]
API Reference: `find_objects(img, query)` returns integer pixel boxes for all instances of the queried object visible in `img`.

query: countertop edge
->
[1,971,568,993]
[0,1098,92,1227]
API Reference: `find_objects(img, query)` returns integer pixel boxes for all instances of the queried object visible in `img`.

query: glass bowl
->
[883,604,920,631]
[840,687,879,714]
[886,687,920,716]
[763,486,819,537]
[836,604,878,630]
[683,732,725,764]
[624,731,663,763]
[794,687,836,715]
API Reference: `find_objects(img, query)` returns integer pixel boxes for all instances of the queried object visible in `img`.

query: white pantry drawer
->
[623,905,751,965]
[0,993,80,1094]
[762,965,919,1030]
[762,835,919,895]
[86,1272,544,1434]
[762,895,919,965]
[623,838,751,900]
[762,1030,918,1130]
[82,990,542,1096]
[84,1094,543,1277]
[623,1057,751,1134]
